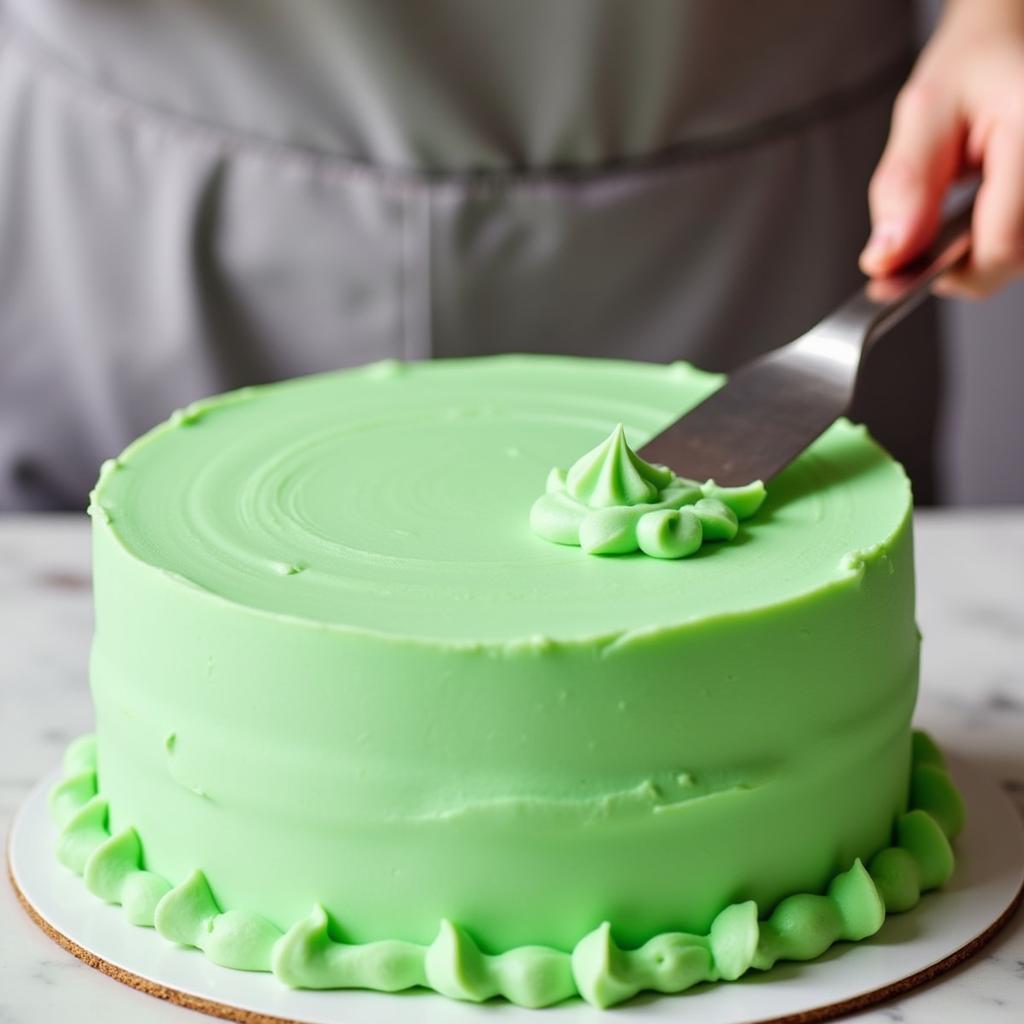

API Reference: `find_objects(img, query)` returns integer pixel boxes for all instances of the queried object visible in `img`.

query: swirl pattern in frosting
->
[530,424,766,559]
[49,730,963,1009]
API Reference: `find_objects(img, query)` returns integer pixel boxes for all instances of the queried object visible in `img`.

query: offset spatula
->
[638,198,975,485]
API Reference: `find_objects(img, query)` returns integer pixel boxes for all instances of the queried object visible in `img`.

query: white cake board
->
[8,761,1024,1024]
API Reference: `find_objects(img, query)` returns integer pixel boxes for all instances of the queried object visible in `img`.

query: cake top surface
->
[92,355,911,644]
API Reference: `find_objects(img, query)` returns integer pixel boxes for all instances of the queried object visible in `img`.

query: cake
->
[49,355,964,1009]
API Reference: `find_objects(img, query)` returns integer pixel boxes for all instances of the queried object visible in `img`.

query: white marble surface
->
[1,511,1022,1023]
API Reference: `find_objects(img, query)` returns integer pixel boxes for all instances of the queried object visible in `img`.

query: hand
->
[860,0,1024,298]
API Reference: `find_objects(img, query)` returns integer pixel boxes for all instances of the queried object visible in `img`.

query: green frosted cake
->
[50,355,963,1008]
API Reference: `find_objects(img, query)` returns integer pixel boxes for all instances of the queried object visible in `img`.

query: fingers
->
[860,80,964,277]
[934,117,1024,298]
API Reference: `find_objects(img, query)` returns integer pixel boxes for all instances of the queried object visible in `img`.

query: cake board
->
[8,759,1024,1024]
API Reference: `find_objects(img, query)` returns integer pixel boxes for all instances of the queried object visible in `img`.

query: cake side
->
[50,731,964,1008]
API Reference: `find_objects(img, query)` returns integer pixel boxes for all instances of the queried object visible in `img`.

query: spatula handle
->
[842,192,975,353]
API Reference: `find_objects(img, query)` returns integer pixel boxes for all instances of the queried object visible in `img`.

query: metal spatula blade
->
[638,200,974,485]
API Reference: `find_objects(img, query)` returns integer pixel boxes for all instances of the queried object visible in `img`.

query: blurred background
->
[0,0,1020,509]
[919,0,1023,504]
[939,285,1023,503]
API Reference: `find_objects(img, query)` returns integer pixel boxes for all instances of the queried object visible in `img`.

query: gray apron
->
[0,0,937,510]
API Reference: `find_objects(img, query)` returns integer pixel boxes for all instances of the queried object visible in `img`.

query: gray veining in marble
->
[1,511,1021,1022]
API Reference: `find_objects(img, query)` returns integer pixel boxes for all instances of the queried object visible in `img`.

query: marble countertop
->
[1,511,1022,1023]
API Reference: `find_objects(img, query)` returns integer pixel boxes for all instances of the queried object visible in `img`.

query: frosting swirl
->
[530,425,766,559]
[565,423,674,507]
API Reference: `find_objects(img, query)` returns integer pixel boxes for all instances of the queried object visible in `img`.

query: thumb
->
[860,82,963,276]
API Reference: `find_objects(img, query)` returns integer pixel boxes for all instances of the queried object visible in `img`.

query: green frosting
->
[700,480,769,520]
[50,731,962,1008]
[636,508,703,559]
[692,498,739,541]
[85,828,171,926]
[154,870,281,971]
[79,356,926,1008]
[87,355,907,641]
[530,423,765,559]
[565,423,674,507]
[274,906,428,993]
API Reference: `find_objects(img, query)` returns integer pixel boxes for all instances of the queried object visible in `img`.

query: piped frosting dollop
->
[530,425,766,559]
[565,424,674,507]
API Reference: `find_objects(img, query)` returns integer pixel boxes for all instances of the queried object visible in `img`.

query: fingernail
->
[861,220,906,262]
